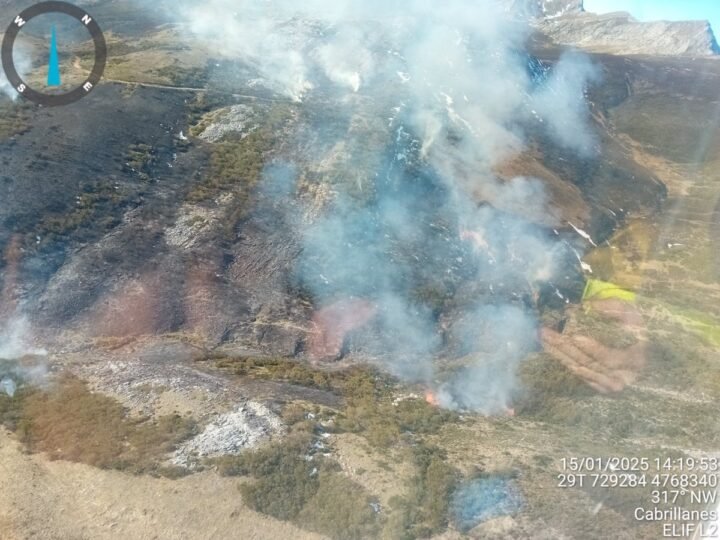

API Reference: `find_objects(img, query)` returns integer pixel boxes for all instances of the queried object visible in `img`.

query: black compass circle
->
[1,1,106,106]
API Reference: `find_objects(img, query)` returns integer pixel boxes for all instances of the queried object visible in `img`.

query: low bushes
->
[215,429,380,539]
[385,445,459,539]
[3,374,196,476]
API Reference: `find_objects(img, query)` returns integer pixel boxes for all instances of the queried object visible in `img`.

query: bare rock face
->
[538,11,720,57]
[506,0,584,19]
[508,0,718,57]
[536,0,584,18]
[171,402,284,467]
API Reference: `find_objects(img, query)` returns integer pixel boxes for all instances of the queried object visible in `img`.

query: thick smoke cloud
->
[180,0,599,413]
[532,51,601,155]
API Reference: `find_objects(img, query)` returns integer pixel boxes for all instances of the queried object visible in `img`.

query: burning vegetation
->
[424,389,440,407]
[4,0,719,538]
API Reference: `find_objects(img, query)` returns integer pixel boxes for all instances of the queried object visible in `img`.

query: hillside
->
[0,1,719,539]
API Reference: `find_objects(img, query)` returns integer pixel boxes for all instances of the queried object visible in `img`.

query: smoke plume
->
[531,51,601,155]
[0,45,31,101]
[179,0,599,412]
[0,237,48,395]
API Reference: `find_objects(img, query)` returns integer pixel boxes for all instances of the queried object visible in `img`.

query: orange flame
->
[424,390,440,407]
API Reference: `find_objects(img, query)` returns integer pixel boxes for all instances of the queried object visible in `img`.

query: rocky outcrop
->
[507,0,718,57]
[538,11,720,57]
[172,402,284,467]
[506,0,584,19]
[535,0,584,19]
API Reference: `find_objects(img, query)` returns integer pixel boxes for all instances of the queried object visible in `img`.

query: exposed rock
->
[538,11,720,57]
[197,105,259,143]
[506,0,584,19]
[172,402,284,467]
[164,204,225,250]
[74,341,230,418]
[508,0,720,57]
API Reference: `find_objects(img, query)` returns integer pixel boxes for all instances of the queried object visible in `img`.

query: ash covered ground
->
[0,1,719,539]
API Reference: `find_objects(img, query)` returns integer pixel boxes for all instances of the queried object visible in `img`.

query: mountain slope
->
[539,11,720,56]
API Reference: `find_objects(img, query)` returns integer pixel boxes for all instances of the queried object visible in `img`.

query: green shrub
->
[240,457,320,520]
[214,357,334,390]
[298,473,380,540]
[210,363,460,536]
[337,370,457,448]
[0,101,31,140]
[394,398,456,433]
[216,428,380,538]
[124,143,156,181]
[214,361,458,447]
[216,432,319,519]
[385,445,459,539]
[186,104,293,210]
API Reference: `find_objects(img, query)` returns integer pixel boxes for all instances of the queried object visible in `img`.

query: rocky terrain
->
[508,0,584,19]
[516,0,720,57]
[539,11,720,56]
[0,1,719,539]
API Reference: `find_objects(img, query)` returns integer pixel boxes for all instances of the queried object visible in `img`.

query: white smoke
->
[531,51,601,155]
[0,45,31,101]
[183,3,316,101]
[0,316,47,359]
[179,0,599,413]
[314,28,374,93]
[0,316,48,397]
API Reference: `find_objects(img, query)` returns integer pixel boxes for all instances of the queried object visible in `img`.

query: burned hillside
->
[0,1,719,539]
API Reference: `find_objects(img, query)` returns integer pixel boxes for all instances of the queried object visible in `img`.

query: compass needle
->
[47,25,61,87]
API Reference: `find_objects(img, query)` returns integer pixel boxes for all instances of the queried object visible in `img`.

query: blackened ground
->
[0,82,209,324]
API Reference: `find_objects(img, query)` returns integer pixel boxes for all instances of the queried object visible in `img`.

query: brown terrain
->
[0,0,719,539]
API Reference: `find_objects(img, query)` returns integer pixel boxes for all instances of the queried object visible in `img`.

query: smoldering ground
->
[172,0,601,413]
[0,1,600,413]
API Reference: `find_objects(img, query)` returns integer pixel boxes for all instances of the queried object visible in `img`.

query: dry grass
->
[16,375,196,476]
[0,101,32,140]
